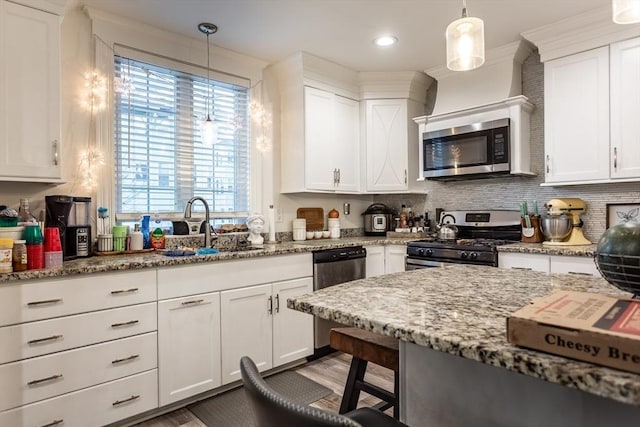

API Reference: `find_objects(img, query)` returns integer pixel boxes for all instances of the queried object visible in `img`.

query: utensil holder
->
[521,216,543,243]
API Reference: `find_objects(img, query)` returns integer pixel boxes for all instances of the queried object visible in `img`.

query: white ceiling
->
[80,0,611,72]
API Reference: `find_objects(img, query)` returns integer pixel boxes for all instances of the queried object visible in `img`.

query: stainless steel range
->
[406,210,521,270]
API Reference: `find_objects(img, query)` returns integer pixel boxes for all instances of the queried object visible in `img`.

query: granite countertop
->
[287,265,640,406]
[497,242,597,257]
[0,237,416,283]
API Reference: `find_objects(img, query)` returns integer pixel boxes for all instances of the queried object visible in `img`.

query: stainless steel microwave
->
[422,118,510,180]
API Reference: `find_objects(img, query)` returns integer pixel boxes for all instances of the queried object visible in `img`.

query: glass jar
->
[0,238,12,273]
[12,240,27,272]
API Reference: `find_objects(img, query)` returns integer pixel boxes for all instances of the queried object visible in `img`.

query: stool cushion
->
[345,408,409,427]
[330,327,399,371]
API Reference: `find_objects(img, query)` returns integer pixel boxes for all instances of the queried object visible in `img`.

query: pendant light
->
[198,22,218,145]
[612,0,640,24]
[446,0,485,72]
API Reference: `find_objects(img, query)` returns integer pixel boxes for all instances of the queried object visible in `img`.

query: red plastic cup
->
[43,227,62,252]
[27,244,44,270]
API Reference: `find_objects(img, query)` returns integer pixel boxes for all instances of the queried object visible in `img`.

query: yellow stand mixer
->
[542,198,592,246]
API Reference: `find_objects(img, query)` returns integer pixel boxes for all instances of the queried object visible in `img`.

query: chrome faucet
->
[184,196,217,247]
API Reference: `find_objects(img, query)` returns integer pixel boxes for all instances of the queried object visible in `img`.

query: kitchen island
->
[287,265,640,427]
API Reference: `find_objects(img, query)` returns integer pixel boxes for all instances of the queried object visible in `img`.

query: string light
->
[78,148,105,190]
[81,70,107,111]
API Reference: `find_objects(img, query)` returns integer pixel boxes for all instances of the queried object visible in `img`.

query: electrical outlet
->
[276,208,283,222]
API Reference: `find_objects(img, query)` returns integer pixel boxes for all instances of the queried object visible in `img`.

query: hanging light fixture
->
[446,0,485,72]
[198,22,218,145]
[612,0,640,24]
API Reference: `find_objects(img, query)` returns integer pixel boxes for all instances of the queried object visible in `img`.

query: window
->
[113,56,250,225]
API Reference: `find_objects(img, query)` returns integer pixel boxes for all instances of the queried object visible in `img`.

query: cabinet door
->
[550,256,601,278]
[544,47,609,183]
[333,94,360,192]
[384,245,407,274]
[158,293,221,406]
[366,100,408,192]
[0,1,61,181]
[610,37,640,180]
[272,277,313,367]
[220,284,273,384]
[366,245,386,277]
[304,86,336,191]
[498,252,549,273]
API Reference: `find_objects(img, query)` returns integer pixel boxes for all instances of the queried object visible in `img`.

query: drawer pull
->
[28,374,63,386]
[510,267,532,271]
[113,394,140,406]
[567,271,593,276]
[27,299,62,307]
[111,320,139,328]
[181,299,204,306]
[28,334,63,345]
[111,354,140,364]
[38,419,64,427]
[111,288,139,295]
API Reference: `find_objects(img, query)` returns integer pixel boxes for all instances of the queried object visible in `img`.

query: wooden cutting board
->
[296,207,324,231]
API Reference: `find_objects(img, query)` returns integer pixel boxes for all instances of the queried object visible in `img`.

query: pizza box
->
[507,290,640,374]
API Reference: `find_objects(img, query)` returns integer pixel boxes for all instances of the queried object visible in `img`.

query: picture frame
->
[606,203,640,228]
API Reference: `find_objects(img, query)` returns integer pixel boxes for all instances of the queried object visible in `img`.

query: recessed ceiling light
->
[374,35,398,47]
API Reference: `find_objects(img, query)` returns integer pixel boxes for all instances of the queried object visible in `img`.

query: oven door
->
[405,258,460,270]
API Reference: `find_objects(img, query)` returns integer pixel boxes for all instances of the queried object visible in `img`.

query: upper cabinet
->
[523,8,640,186]
[0,0,62,182]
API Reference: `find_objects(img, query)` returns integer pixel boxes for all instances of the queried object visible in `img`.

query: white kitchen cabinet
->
[0,0,62,182]
[366,245,385,277]
[384,245,407,274]
[610,36,640,180]
[364,99,424,193]
[544,46,610,184]
[220,277,314,385]
[303,86,360,192]
[158,292,221,406]
[499,252,601,277]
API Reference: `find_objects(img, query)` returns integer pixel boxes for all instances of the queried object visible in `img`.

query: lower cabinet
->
[220,277,313,384]
[158,292,221,406]
[366,245,385,277]
[498,252,601,277]
[366,244,407,277]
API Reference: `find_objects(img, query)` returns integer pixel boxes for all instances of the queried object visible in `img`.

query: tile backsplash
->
[376,52,639,243]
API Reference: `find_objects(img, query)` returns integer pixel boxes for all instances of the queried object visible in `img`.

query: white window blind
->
[114,55,250,221]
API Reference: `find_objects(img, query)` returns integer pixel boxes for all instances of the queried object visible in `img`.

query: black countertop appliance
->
[362,203,396,236]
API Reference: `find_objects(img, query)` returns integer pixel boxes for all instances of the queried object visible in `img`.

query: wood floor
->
[133,351,394,426]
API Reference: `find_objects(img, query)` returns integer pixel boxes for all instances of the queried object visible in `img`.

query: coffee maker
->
[45,195,92,260]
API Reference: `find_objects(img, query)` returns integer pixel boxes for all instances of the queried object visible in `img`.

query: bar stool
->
[330,327,400,419]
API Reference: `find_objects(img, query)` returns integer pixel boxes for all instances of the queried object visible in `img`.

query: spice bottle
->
[12,240,27,272]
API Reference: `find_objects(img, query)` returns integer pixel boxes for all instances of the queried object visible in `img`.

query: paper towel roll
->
[268,205,276,242]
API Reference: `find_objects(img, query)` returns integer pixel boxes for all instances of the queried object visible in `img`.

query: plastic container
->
[0,226,24,241]
[130,224,144,251]
[44,251,63,269]
[0,238,13,273]
[24,224,44,270]
[292,218,306,241]
[97,234,113,252]
[112,225,127,251]
[12,240,27,272]
[328,218,340,239]
[150,228,165,249]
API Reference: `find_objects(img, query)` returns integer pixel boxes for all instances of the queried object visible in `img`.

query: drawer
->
[550,255,601,277]
[0,270,157,326]
[0,302,157,364]
[157,253,312,299]
[0,332,157,411]
[498,252,549,273]
[0,369,158,427]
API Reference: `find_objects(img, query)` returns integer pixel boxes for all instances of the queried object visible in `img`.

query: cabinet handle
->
[111,288,139,295]
[27,298,63,307]
[112,394,140,406]
[333,168,338,185]
[404,169,407,184]
[28,334,63,345]
[268,295,273,315]
[181,299,204,306]
[510,267,532,271]
[613,147,618,170]
[111,320,139,328]
[337,168,341,184]
[52,140,59,166]
[112,354,140,364]
[546,154,550,174]
[567,271,593,276]
[38,419,64,427]
[275,294,280,313]
[28,374,63,386]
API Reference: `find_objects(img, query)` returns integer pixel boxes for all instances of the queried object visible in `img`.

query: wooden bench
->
[330,327,400,419]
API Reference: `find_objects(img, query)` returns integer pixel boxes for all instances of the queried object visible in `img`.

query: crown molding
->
[358,71,433,103]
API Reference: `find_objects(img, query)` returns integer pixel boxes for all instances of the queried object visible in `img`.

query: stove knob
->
[425,249,433,256]
[417,248,425,256]
[469,252,478,260]
[460,251,468,259]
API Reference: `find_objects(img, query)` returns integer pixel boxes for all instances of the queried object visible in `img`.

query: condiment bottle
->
[130,224,144,251]
[12,240,27,272]
[18,198,37,225]
[0,238,13,273]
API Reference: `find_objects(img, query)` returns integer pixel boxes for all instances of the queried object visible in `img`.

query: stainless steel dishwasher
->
[312,246,366,355]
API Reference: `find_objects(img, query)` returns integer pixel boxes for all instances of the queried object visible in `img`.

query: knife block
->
[521,216,543,243]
